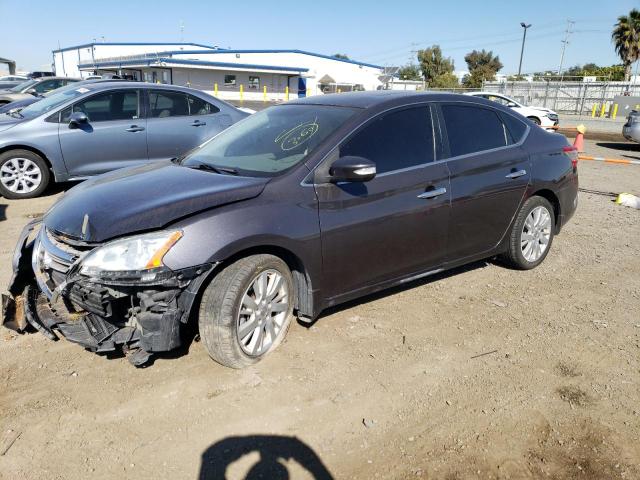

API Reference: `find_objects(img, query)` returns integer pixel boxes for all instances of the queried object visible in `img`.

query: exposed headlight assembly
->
[79,230,182,283]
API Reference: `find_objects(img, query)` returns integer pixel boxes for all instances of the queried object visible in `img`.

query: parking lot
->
[0,138,637,479]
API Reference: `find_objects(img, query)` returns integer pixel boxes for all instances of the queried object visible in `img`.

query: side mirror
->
[329,156,376,183]
[507,102,517,108]
[68,111,88,127]
[26,88,38,96]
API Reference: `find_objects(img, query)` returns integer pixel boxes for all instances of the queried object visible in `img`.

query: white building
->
[52,42,384,100]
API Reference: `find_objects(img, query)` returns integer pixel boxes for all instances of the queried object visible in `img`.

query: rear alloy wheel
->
[0,150,50,199]
[199,254,294,368]
[501,196,555,270]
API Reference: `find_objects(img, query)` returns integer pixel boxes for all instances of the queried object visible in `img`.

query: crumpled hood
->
[44,161,269,242]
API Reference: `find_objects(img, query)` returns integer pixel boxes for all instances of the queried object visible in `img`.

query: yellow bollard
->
[591,105,597,118]
[337,88,341,93]
[214,83,218,97]
[285,86,289,101]
[599,102,606,118]
[263,85,267,102]
[239,84,244,104]
[612,103,619,120]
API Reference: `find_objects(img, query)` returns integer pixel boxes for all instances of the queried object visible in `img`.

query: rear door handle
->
[190,120,206,127]
[126,125,145,132]
[505,169,527,179]
[418,187,447,199]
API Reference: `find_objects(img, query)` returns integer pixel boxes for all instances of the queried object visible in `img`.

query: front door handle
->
[418,187,447,199]
[505,169,527,179]
[190,120,206,127]
[126,125,145,132]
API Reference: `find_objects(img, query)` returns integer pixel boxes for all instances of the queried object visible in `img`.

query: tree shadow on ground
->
[198,435,334,480]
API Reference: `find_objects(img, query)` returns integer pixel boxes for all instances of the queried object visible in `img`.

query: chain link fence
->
[482,81,640,115]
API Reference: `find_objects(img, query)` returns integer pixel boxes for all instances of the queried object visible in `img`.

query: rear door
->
[316,105,450,299]
[58,88,148,176]
[145,89,226,161]
[438,102,530,261]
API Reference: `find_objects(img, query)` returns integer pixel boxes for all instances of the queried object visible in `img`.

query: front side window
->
[187,94,219,115]
[441,104,508,157]
[68,90,140,122]
[149,90,189,118]
[182,104,357,177]
[340,106,435,174]
[249,76,260,89]
[224,75,236,86]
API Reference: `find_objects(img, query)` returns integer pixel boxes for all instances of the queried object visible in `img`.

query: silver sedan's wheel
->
[521,205,552,262]
[0,157,42,194]
[236,269,290,356]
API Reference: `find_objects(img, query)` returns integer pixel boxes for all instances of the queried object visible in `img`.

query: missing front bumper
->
[2,226,214,366]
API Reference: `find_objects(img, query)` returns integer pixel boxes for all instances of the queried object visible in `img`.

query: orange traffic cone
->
[573,124,586,152]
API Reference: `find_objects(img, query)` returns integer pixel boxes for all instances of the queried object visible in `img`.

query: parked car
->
[0,82,249,198]
[622,110,640,143]
[0,78,133,114]
[0,77,80,104]
[28,71,55,79]
[0,75,28,90]
[2,91,579,368]
[465,91,559,128]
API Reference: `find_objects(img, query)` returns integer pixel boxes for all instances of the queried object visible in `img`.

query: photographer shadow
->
[198,435,334,480]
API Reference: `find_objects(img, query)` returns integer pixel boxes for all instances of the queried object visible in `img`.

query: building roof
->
[52,42,218,53]
[78,57,309,74]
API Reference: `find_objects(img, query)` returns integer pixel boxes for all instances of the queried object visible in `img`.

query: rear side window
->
[187,94,219,115]
[340,106,434,174]
[441,104,507,157]
[149,90,190,118]
[500,112,528,144]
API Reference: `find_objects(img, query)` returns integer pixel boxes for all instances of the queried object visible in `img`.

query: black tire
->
[527,116,541,125]
[0,149,50,199]
[198,254,294,369]
[500,196,555,270]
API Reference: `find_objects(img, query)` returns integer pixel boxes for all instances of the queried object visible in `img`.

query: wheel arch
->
[209,245,316,319]
[0,144,54,174]
[531,188,560,232]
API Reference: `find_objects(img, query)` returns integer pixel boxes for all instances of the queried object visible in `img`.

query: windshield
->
[17,86,92,119]
[9,79,37,92]
[182,104,357,177]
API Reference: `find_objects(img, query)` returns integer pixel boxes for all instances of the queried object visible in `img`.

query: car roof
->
[287,90,493,109]
[77,81,208,94]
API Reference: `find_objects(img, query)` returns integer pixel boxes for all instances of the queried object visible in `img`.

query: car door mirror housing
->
[507,102,517,108]
[68,111,88,127]
[26,88,38,96]
[329,156,377,183]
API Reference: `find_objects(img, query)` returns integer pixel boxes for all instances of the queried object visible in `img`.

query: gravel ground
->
[0,139,638,480]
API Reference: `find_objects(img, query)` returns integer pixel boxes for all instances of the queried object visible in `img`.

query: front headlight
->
[79,230,182,280]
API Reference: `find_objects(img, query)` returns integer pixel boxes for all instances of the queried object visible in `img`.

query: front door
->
[58,89,147,177]
[316,105,451,300]
[438,103,530,260]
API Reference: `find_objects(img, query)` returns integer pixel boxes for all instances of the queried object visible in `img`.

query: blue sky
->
[1,0,636,74]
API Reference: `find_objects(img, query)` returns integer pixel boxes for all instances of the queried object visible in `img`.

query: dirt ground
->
[0,139,638,480]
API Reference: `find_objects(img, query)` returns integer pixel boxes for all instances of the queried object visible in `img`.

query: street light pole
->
[518,22,532,78]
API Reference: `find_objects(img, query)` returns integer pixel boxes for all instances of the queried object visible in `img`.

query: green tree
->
[397,64,422,80]
[612,9,640,81]
[463,49,503,88]
[332,53,350,60]
[417,45,455,87]
[430,72,459,89]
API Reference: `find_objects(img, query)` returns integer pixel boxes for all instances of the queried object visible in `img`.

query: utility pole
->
[518,22,532,77]
[557,19,575,77]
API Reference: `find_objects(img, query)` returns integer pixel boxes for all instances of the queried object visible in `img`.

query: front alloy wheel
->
[199,254,294,368]
[0,150,50,199]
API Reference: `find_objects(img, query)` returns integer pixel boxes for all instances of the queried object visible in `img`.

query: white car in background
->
[465,91,559,129]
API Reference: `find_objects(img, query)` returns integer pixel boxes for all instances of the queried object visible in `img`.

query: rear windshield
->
[182,104,357,177]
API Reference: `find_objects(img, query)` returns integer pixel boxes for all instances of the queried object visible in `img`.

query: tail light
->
[563,145,578,169]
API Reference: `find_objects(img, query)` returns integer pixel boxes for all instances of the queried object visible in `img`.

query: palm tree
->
[612,9,640,81]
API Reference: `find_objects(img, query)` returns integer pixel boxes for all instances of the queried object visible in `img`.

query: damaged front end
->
[1,220,214,366]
